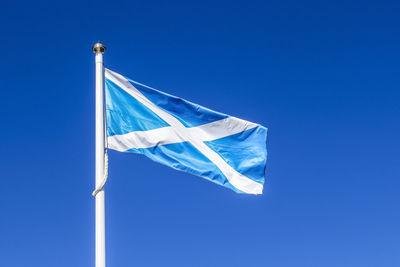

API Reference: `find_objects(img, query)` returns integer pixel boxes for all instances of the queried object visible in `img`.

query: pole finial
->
[92,41,106,54]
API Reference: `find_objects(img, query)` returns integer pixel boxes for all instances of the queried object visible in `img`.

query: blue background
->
[1,0,399,266]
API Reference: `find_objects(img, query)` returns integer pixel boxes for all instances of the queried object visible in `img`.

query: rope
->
[92,93,109,197]
[92,151,109,197]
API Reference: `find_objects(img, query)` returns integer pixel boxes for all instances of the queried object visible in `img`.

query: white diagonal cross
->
[105,69,263,194]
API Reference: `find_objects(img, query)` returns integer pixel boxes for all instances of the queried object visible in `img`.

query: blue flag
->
[105,69,267,194]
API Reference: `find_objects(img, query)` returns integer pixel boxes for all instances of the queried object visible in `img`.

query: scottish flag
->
[105,69,267,194]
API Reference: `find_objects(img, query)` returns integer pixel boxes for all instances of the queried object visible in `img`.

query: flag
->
[104,69,267,194]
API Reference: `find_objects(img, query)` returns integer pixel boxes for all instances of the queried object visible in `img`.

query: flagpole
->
[92,41,106,267]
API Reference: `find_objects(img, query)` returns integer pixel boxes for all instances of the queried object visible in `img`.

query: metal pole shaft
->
[93,42,106,267]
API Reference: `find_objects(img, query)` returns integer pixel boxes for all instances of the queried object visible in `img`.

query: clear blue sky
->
[1,0,399,266]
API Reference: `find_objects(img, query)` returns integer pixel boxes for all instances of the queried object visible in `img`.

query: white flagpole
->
[92,41,106,267]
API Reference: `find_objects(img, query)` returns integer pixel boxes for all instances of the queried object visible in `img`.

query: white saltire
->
[105,69,263,194]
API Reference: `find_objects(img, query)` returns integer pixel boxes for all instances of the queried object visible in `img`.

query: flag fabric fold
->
[104,68,267,194]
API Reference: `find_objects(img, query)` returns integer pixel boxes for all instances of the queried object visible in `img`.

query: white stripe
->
[108,126,184,151]
[108,117,258,151]
[105,68,263,194]
[190,117,258,141]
